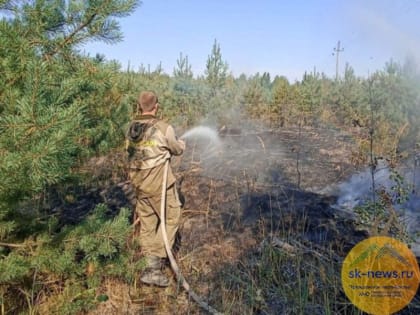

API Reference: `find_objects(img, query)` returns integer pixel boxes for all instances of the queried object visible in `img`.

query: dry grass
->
[18,125,419,314]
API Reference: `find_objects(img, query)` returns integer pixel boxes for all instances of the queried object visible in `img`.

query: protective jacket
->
[126,114,184,197]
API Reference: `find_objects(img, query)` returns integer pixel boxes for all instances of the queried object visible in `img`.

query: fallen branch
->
[255,135,266,154]
[0,241,29,248]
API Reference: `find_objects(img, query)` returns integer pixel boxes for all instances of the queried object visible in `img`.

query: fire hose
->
[160,160,223,315]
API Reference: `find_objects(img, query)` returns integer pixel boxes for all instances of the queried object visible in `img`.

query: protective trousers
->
[135,185,181,258]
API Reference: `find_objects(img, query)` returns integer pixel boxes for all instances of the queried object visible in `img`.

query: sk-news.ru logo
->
[341,236,419,315]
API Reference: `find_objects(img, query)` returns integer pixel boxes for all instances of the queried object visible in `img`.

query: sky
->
[82,0,420,81]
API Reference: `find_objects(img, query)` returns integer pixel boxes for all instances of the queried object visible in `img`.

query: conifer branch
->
[44,13,97,59]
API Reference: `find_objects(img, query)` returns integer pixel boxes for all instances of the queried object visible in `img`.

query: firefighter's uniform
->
[126,114,185,286]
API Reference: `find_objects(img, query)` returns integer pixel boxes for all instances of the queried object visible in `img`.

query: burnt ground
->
[79,125,419,314]
[177,126,364,250]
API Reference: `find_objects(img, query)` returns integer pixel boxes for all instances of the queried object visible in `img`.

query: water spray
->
[180,126,222,162]
[180,126,221,143]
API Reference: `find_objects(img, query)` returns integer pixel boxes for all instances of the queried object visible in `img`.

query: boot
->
[140,256,170,287]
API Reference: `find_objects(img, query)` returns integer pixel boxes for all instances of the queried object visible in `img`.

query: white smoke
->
[355,8,420,66]
[345,1,420,75]
[334,158,420,255]
[336,160,391,209]
[336,159,419,210]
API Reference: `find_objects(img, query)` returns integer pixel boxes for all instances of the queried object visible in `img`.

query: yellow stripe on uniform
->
[140,140,158,147]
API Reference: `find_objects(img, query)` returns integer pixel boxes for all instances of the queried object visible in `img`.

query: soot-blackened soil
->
[82,126,418,314]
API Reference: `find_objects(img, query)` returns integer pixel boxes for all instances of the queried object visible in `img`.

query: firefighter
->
[126,91,185,287]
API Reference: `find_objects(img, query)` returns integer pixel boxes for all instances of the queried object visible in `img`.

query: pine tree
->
[173,52,193,79]
[0,1,138,312]
[0,0,138,229]
[272,76,291,126]
[205,39,228,94]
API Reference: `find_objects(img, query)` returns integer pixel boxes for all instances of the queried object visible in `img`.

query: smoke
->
[181,121,286,184]
[334,158,420,254]
[342,4,420,243]
[349,1,420,68]
[176,74,289,182]
[336,159,420,210]
[336,161,391,208]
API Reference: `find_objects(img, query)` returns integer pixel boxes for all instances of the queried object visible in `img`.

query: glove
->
[178,139,186,150]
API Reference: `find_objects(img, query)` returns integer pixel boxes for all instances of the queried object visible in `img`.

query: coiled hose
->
[160,160,223,315]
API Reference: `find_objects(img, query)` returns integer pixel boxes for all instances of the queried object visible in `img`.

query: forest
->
[0,1,419,314]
